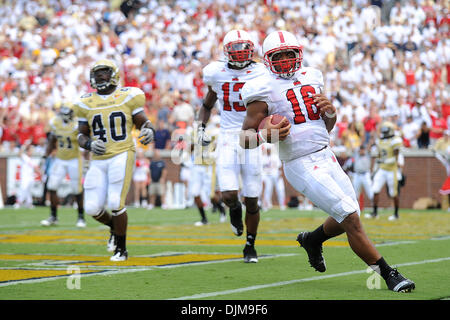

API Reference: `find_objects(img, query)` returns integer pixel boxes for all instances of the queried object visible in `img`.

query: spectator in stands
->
[154,120,171,150]
[417,121,431,148]
[402,115,420,148]
[148,149,167,210]
[14,144,40,209]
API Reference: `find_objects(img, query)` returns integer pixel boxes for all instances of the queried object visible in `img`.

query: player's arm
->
[77,121,106,155]
[314,93,337,132]
[240,101,290,149]
[133,110,155,145]
[197,86,217,146]
[198,86,217,125]
[43,133,57,158]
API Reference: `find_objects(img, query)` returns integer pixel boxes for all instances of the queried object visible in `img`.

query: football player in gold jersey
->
[40,105,86,228]
[368,121,403,221]
[73,59,155,261]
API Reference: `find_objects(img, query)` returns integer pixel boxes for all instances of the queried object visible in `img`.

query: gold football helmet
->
[379,121,396,139]
[59,103,74,122]
[89,59,120,90]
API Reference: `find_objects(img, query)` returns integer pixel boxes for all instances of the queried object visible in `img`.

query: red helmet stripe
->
[278,31,285,43]
[237,30,241,38]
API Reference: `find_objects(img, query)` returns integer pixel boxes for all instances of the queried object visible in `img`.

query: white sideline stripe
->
[170,257,450,300]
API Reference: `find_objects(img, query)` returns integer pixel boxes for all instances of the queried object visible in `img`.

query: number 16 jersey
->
[73,87,145,160]
[242,67,330,162]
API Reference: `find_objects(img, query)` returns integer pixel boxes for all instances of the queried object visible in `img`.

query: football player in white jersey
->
[73,59,155,261]
[197,29,268,263]
[240,30,415,292]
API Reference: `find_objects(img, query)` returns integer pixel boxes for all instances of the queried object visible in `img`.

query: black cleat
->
[297,232,326,272]
[230,211,243,237]
[386,269,415,292]
[243,244,258,263]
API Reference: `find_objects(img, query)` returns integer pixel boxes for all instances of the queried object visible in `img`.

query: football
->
[258,114,289,131]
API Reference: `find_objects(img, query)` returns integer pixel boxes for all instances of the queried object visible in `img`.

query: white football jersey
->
[242,67,330,161]
[203,61,268,132]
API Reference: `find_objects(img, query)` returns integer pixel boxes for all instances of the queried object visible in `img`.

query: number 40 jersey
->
[73,87,145,160]
[241,67,330,162]
[202,61,268,132]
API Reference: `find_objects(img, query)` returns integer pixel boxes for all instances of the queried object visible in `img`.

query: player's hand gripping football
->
[138,127,154,145]
[261,115,291,142]
[197,125,211,146]
[313,94,336,118]
[91,139,106,155]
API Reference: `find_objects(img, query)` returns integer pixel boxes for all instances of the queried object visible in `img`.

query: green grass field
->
[0,205,449,303]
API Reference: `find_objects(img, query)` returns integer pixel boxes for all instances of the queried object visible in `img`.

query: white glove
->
[138,127,154,145]
[91,139,106,155]
[197,125,211,146]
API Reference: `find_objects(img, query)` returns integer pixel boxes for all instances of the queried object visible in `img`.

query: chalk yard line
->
[170,256,450,300]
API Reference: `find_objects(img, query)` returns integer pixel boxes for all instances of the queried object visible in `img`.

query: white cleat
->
[110,250,128,261]
[41,217,58,226]
[388,215,399,221]
[76,219,86,228]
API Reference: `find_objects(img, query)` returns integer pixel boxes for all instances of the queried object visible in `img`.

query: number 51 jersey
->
[73,87,145,160]
[242,67,330,162]
[203,61,268,132]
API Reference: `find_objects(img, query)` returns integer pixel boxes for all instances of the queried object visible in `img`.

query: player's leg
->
[386,170,400,220]
[217,162,243,235]
[241,149,263,263]
[369,169,386,218]
[284,148,360,272]
[243,196,259,263]
[190,165,208,225]
[83,159,113,249]
[42,159,64,226]
[69,157,86,227]
[106,151,135,261]
[285,150,415,291]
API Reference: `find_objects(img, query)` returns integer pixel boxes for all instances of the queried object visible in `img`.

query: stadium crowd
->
[0,0,449,156]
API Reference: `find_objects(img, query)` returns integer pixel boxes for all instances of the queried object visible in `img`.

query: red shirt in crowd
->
[16,122,32,145]
[31,122,47,145]
[430,114,448,140]
[363,116,379,133]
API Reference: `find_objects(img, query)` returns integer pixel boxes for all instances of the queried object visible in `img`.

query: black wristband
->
[85,138,92,151]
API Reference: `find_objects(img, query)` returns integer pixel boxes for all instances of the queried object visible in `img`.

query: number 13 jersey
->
[242,67,330,162]
[73,87,145,160]
[203,61,268,132]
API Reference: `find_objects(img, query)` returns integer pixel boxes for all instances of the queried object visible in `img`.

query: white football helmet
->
[262,30,303,79]
[223,29,254,68]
